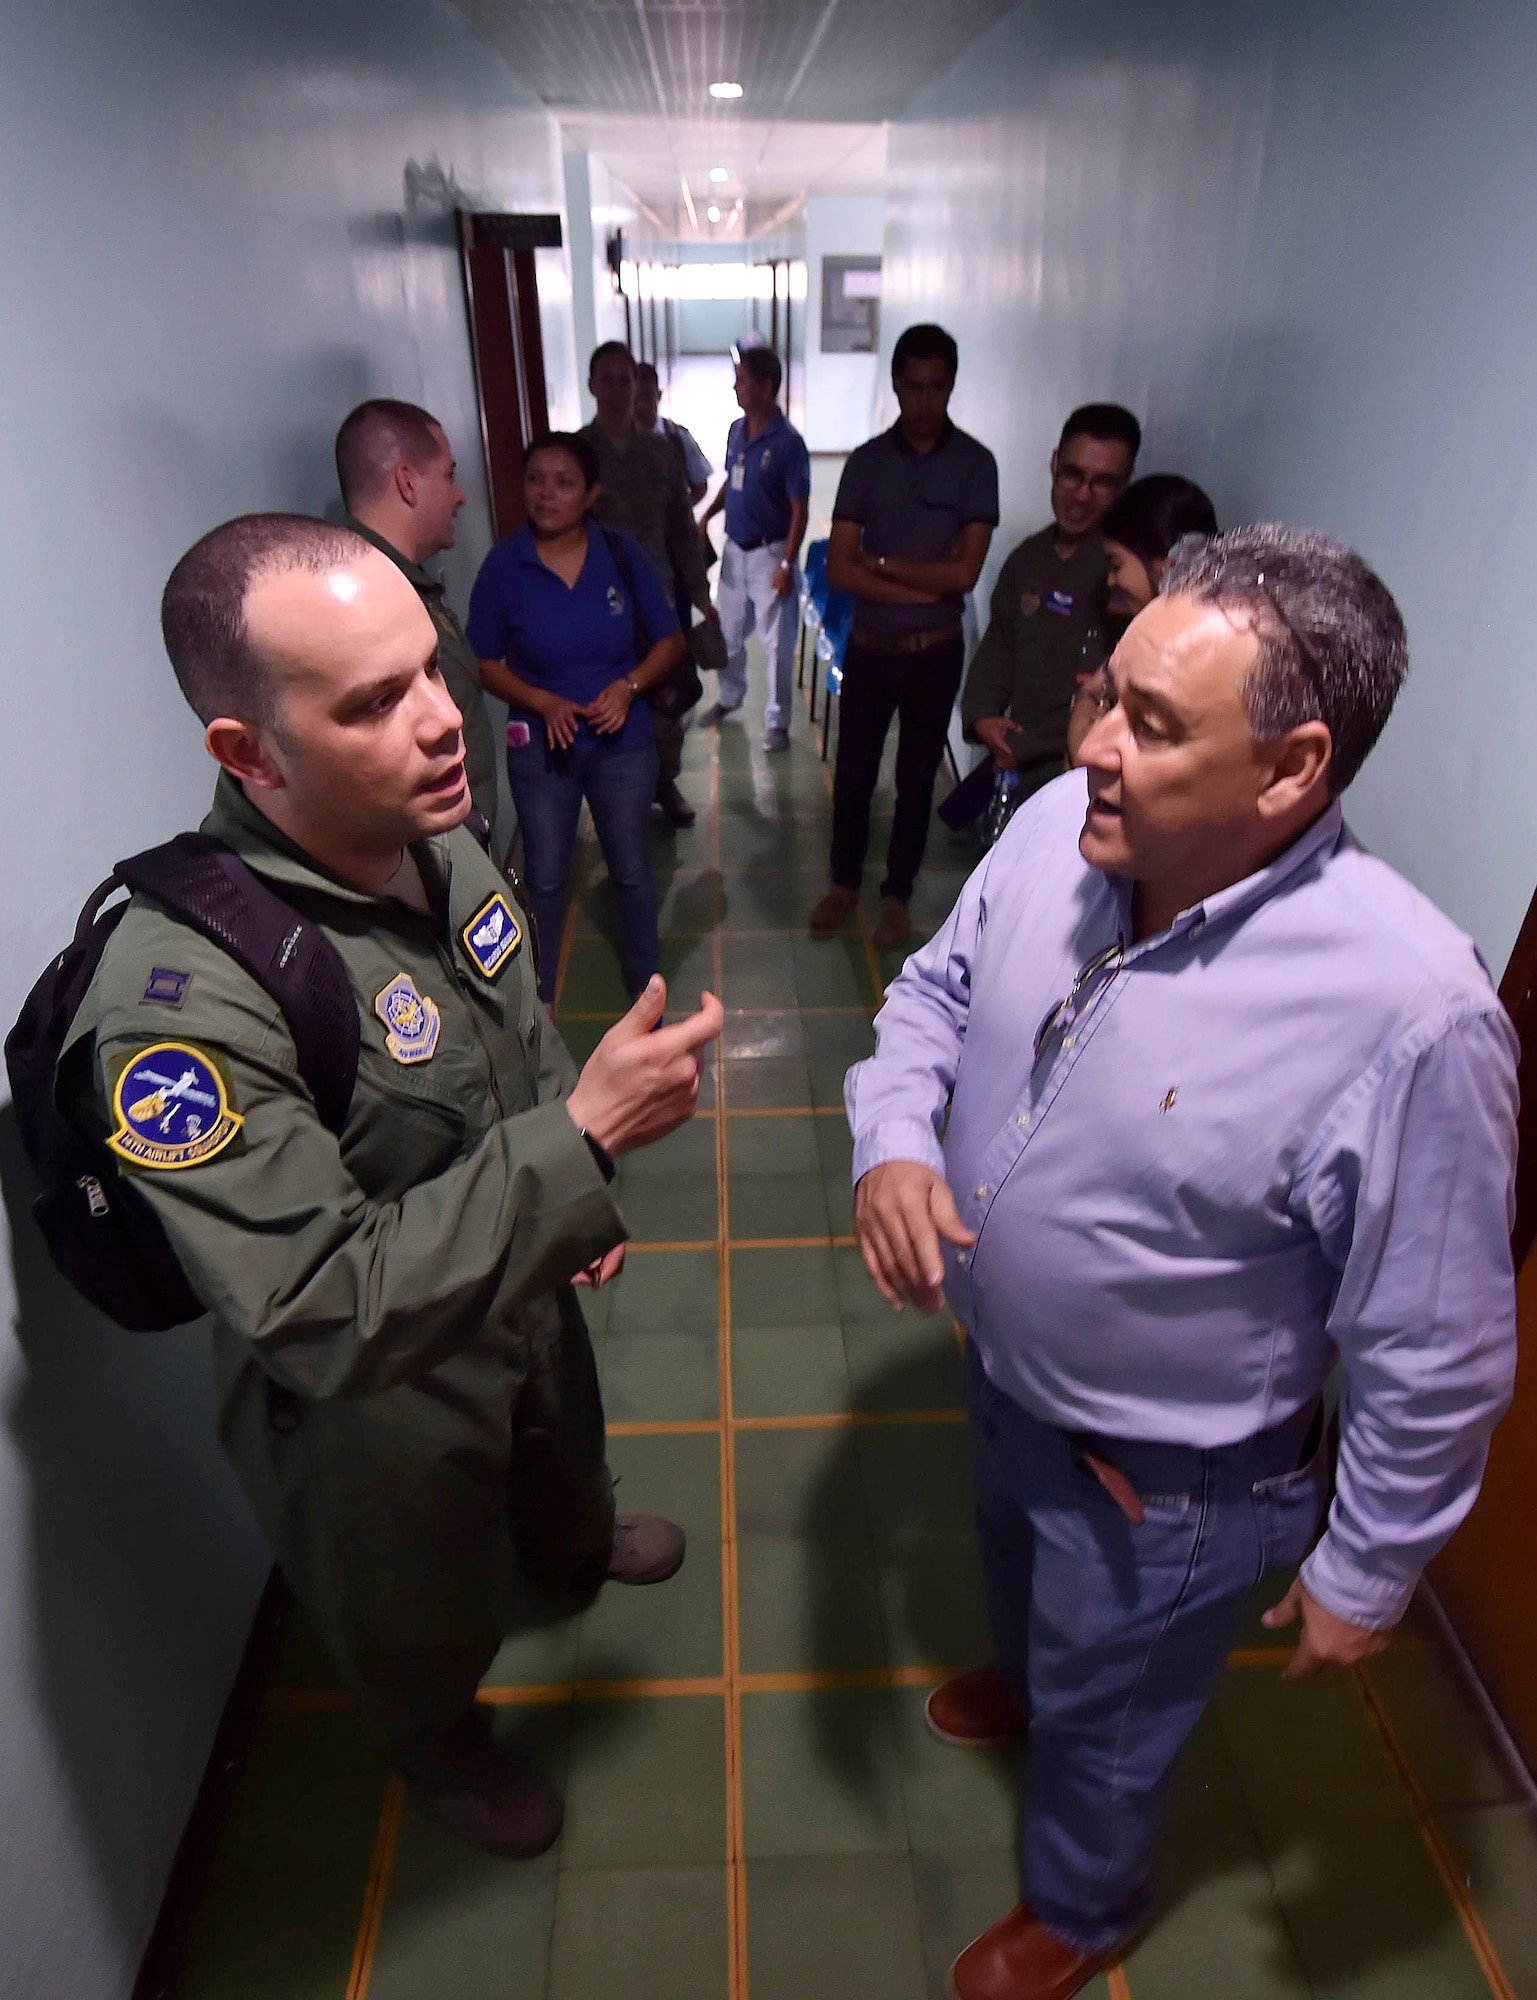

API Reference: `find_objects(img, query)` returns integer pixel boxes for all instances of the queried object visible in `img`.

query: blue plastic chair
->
[799,538,831,707]
[816,585,854,759]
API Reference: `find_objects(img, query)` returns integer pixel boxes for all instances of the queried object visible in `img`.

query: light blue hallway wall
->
[0,2,569,1993]
[883,0,1537,970]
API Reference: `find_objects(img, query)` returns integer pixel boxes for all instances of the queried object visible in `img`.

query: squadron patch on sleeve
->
[374,973,441,1064]
[107,1042,243,1170]
[461,893,523,979]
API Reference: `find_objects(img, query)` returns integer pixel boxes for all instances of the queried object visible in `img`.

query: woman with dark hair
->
[469,431,685,1003]
[1099,472,1219,618]
[1065,473,1219,763]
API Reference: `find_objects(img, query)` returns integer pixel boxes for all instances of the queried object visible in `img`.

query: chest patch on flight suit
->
[373,973,441,1064]
[1019,591,1042,617]
[106,1042,243,1170]
[1044,589,1078,617]
[461,893,523,978]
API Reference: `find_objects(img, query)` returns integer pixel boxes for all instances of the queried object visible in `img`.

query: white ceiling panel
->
[450,0,1014,224]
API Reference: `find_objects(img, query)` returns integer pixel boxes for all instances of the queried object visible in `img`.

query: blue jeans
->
[966,1341,1327,1953]
[505,731,661,1004]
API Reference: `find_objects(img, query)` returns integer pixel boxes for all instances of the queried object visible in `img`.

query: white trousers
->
[716,537,799,731]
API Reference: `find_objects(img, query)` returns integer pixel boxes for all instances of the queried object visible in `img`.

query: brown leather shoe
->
[948,1905,1111,2000]
[808,885,859,935]
[925,1664,1027,1747]
[873,895,911,951]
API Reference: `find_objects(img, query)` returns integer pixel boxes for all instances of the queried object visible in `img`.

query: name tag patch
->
[462,893,523,979]
[107,1042,242,1170]
[374,973,441,1065]
[730,461,745,490]
[1044,589,1078,617]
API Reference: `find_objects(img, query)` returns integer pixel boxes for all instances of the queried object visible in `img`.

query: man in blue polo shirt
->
[699,345,811,751]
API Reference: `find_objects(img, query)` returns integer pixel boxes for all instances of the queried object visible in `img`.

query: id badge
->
[730,461,746,491]
[507,719,532,749]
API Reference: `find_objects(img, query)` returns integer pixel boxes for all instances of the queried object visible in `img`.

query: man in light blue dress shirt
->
[846,525,1519,2000]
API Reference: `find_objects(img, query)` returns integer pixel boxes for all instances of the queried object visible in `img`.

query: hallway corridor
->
[147,660,1537,2000]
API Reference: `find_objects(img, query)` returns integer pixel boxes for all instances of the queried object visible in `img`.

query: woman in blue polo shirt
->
[469,431,684,1002]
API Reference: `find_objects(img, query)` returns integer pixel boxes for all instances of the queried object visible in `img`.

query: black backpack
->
[4,832,360,1331]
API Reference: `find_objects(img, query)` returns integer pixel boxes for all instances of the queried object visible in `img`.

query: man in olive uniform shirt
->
[582,342,718,829]
[335,398,501,827]
[961,404,1141,800]
[63,514,724,1857]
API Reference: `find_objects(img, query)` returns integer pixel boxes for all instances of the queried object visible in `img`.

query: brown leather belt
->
[849,620,964,655]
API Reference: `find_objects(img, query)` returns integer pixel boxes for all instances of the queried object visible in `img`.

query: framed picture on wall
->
[821,255,881,353]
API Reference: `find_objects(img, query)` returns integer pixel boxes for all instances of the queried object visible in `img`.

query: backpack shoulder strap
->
[599,528,653,655]
[116,833,360,1136]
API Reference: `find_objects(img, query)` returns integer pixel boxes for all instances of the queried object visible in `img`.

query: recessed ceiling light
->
[706,204,722,223]
[708,81,743,99]
[709,167,729,183]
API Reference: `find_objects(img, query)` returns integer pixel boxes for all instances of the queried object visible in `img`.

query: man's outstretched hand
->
[1263,1578,1392,1680]
[854,1160,977,1314]
[566,976,724,1158]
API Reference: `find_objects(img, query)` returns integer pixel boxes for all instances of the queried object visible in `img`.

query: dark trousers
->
[966,1342,1327,1953]
[829,632,965,901]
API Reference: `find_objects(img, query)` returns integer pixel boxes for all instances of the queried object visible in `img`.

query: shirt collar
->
[1113,802,1346,957]
[887,417,956,459]
[742,409,788,450]
[201,769,452,913]
[343,513,437,595]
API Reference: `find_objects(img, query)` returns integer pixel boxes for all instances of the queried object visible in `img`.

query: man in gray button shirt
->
[811,325,999,951]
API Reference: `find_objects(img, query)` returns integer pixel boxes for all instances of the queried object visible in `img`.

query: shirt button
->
[1017,1112,1031,1128]
[1061,1034,1076,1052]
[956,1252,970,1268]
[974,1184,988,1200]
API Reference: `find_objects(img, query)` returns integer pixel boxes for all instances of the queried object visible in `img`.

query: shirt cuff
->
[1299,1532,1417,1633]
[851,1119,947,1185]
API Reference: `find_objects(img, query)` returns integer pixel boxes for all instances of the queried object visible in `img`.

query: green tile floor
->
[159,639,1537,2000]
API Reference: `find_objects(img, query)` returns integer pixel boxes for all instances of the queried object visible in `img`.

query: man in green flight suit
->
[959,403,1141,802]
[335,397,502,828]
[62,513,724,1857]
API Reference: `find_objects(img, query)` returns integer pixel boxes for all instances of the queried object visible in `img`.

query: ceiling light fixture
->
[706,204,722,224]
[708,80,743,99]
[709,167,729,183]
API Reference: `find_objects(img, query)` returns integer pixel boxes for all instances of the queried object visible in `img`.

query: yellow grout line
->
[1355,1664,1518,2000]
[270,1638,1346,1719]
[478,1676,726,1704]
[607,1410,967,1438]
[733,1409,967,1431]
[343,1775,404,2000]
[739,1665,949,1694]
[708,731,752,2000]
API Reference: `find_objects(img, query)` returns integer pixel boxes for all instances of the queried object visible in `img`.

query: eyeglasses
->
[1034,937,1125,1063]
[1054,464,1125,501]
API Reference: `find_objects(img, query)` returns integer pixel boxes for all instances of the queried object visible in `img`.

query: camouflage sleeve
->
[89,1001,624,1400]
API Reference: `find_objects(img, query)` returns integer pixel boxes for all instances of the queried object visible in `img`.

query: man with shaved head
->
[62,514,723,1859]
[335,398,500,826]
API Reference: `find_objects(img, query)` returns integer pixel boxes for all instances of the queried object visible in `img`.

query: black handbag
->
[600,530,703,721]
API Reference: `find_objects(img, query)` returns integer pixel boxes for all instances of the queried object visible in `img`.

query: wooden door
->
[1431,884,1537,1769]
[456,211,561,539]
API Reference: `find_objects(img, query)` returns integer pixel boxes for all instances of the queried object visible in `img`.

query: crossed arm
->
[827,518,993,603]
